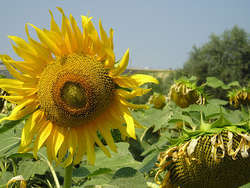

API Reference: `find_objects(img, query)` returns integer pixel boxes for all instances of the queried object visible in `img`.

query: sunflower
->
[149,92,166,109]
[168,77,206,108]
[0,8,158,167]
[228,87,250,108]
[154,114,250,188]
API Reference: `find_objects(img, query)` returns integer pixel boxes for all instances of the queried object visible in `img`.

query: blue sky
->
[0,0,249,69]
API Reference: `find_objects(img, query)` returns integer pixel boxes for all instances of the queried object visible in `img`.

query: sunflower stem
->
[63,163,73,188]
[39,153,60,188]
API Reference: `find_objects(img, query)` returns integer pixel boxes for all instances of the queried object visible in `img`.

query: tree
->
[183,26,250,86]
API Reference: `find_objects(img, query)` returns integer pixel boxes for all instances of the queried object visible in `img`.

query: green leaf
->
[88,168,112,177]
[0,119,24,134]
[109,167,147,188]
[0,126,22,158]
[132,107,170,132]
[202,103,223,118]
[85,143,141,171]
[207,98,228,105]
[206,77,229,89]
[73,167,90,178]
[139,153,158,173]
[82,173,113,187]
[0,113,28,134]
[211,114,232,128]
[227,81,240,87]
[17,159,48,179]
[0,171,13,185]
[7,153,33,160]
[169,113,196,128]
[0,114,25,158]
[141,126,160,145]
[239,182,250,188]
[82,143,142,186]
[183,104,203,112]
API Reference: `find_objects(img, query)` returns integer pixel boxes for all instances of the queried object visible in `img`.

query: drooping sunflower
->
[228,87,250,108]
[155,114,250,188]
[149,92,166,109]
[168,77,206,108]
[0,8,158,167]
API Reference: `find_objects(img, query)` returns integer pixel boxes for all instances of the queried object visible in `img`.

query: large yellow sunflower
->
[0,8,158,167]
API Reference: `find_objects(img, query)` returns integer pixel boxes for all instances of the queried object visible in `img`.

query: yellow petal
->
[57,130,69,165]
[84,18,98,42]
[98,122,117,153]
[0,98,37,123]
[0,95,24,104]
[33,121,53,158]
[83,129,95,165]
[120,98,149,109]
[109,28,114,50]
[110,49,129,76]
[113,76,138,89]
[0,78,23,88]
[29,23,61,55]
[49,10,61,34]
[8,35,36,54]
[89,126,111,157]
[25,24,53,64]
[74,127,86,164]
[114,74,158,89]
[19,110,44,152]
[123,110,136,139]
[0,54,38,77]
[116,88,152,99]
[29,110,44,133]
[130,74,159,86]
[63,128,77,166]
[57,7,77,52]
[45,132,54,162]
[2,61,36,83]
[70,14,83,51]
[19,115,33,151]
[99,20,109,47]
[53,126,65,160]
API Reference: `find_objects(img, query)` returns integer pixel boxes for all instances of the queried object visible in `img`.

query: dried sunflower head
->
[168,77,206,108]
[149,93,166,109]
[155,114,250,188]
[228,87,250,108]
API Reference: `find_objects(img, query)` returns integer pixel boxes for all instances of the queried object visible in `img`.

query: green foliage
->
[183,26,250,87]
[129,69,185,104]
[0,75,249,187]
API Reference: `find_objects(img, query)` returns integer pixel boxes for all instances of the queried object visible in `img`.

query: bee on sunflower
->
[0,8,158,170]
[154,111,250,188]
[168,77,206,108]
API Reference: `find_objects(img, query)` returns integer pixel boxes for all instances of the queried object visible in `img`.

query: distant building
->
[0,62,170,78]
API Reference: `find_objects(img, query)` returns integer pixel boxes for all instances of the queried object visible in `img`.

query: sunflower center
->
[38,54,115,127]
[61,82,87,108]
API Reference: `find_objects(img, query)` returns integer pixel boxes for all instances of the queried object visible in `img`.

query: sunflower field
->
[0,70,249,188]
[0,8,249,188]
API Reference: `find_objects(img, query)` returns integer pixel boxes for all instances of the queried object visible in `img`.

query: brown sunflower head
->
[155,130,250,188]
[168,77,206,108]
[228,87,250,108]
